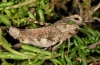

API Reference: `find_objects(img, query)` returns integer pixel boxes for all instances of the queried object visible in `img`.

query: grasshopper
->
[7,15,81,51]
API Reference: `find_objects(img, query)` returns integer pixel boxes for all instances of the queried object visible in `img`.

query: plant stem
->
[1,42,26,56]
[0,0,37,10]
